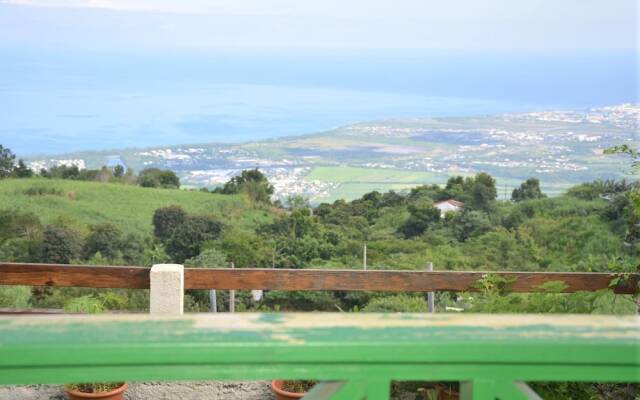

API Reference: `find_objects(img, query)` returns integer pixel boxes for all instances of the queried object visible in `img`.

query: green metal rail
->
[1,313,638,399]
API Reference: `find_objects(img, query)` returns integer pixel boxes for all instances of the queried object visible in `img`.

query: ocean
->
[0,50,636,156]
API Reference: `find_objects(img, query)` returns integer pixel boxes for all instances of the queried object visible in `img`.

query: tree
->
[12,160,33,178]
[218,169,274,203]
[285,195,310,210]
[220,227,271,268]
[83,223,124,260]
[0,145,16,178]
[399,201,441,238]
[165,215,223,262]
[113,165,125,178]
[0,210,42,242]
[451,210,492,242]
[138,168,180,188]
[47,164,80,180]
[152,205,187,241]
[441,176,468,201]
[264,208,318,239]
[39,225,81,264]
[157,170,180,188]
[468,172,497,211]
[605,145,640,246]
[138,173,159,188]
[185,247,228,268]
[512,178,545,202]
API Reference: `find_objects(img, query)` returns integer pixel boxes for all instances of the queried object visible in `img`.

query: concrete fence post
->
[229,262,235,313]
[427,262,435,313]
[150,264,184,315]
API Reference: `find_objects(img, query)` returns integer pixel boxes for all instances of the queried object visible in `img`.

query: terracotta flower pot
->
[65,383,128,400]
[271,380,307,400]
[436,384,459,400]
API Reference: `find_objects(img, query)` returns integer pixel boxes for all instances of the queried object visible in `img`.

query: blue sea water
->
[0,50,636,156]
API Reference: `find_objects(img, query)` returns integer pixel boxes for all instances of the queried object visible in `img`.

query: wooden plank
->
[1,262,637,293]
[184,268,638,294]
[0,313,638,386]
[0,263,149,289]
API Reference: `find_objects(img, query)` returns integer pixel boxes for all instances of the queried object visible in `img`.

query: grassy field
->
[312,183,418,203]
[0,179,273,236]
[306,166,449,184]
[306,166,574,202]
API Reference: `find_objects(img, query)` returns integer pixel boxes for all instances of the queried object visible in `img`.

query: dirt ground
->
[0,381,274,400]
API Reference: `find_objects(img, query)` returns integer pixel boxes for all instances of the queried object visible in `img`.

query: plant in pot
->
[271,380,318,400]
[62,295,129,400]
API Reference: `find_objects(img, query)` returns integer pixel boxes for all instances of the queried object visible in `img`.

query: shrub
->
[138,168,180,188]
[0,144,16,178]
[362,294,427,312]
[83,223,124,260]
[39,225,82,264]
[63,295,105,313]
[22,186,63,196]
[511,178,545,202]
[165,215,223,262]
[399,201,441,238]
[152,205,187,241]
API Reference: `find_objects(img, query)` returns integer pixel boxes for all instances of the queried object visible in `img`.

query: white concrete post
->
[363,243,367,270]
[229,262,235,313]
[150,264,184,315]
[427,262,435,313]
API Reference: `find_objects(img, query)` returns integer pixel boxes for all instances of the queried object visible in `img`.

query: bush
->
[0,286,31,307]
[165,215,223,262]
[0,145,16,178]
[511,178,545,202]
[399,201,441,238]
[216,169,273,203]
[362,294,427,312]
[84,223,124,260]
[22,186,64,196]
[138,168,180,188]
[450,210,492,242]
[152,205,187,241]
[39,225,82,264]
[63,295,105,313]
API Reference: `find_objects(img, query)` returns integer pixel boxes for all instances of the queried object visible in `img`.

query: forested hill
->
[0,173,637,277]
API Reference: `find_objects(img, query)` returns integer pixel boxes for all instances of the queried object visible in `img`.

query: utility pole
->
[229,262,235,313]
[363,243,367,271]
[427,262,435,313]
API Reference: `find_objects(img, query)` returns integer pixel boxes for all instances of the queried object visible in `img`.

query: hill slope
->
[0,179,274,236]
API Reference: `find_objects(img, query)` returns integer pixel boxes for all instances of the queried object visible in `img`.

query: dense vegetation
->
[0,165,637,310]
[0,144,639,398]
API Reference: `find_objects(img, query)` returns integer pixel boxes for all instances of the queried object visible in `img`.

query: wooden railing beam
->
[0,262,637,294]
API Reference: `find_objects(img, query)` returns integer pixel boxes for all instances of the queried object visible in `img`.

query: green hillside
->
[0,178,273,236]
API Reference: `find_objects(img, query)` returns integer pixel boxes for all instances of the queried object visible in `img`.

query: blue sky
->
[0,0,636,52]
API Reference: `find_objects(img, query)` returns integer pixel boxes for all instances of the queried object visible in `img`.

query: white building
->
[434,199,464,218]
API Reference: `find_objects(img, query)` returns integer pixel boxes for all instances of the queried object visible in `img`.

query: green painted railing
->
[1,313,638,399]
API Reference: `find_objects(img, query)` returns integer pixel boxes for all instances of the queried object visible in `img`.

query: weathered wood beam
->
[0,263,149,288]
[1,263,637,293]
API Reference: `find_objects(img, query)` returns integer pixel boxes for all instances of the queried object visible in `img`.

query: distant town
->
[28,104,639,202]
